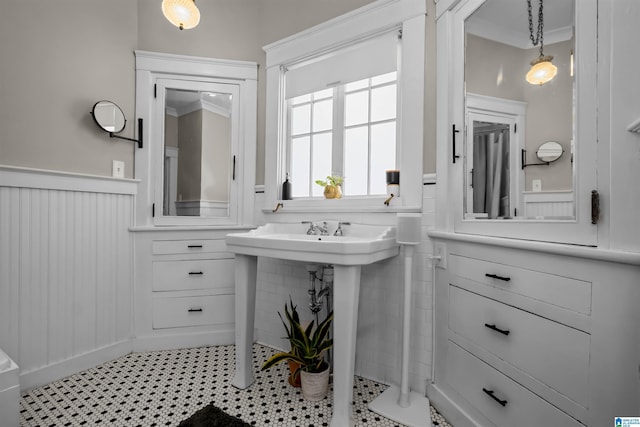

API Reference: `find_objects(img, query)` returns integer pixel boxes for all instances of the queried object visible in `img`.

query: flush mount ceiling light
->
[526,0,557,85]
[162,0,200,30]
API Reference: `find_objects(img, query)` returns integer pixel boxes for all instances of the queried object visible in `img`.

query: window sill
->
[263,196,421,214]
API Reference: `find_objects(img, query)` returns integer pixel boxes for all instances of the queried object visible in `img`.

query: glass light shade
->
[526,56,558,85]
[162,0,200,30]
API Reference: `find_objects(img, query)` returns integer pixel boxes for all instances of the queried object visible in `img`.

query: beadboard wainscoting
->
[0,166,137,390]
[252,176,437,394]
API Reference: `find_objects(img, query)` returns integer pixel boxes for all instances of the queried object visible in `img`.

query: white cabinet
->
[428,237,640,427]
[133,229,248,351]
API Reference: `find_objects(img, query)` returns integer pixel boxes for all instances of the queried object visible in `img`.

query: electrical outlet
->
[532,179,542,192]
[112,160,125,178]
[434,242,447,269]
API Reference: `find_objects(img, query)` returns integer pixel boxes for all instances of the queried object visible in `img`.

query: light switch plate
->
[112,160,125,178]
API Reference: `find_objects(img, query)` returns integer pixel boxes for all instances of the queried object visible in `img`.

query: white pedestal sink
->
[226,221,399,427]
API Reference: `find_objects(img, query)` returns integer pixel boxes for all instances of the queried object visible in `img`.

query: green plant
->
[261,298,333,378]
[315,175,344,188]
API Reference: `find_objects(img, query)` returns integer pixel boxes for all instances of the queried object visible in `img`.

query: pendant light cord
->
[527,0,545,58]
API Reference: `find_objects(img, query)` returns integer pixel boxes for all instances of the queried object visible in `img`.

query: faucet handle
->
[334,221,351,236]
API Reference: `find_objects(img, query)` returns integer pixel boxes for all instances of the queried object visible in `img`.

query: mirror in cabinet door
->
[134,51,257,227]
[156,81,239,220]
[443,0,598,245]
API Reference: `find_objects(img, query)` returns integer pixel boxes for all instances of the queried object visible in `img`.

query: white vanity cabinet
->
[429,237,640,427]
[133,229,247,351]
[431,1,640,424]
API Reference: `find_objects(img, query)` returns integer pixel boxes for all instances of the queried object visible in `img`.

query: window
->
[263,0,426,212]
[288,73,397,198]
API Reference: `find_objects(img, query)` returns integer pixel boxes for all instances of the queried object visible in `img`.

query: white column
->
[330,264,361,427]
[231,253,257,389]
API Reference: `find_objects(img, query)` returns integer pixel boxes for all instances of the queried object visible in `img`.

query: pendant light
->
[162,0,200,30]
[526,0,557,85]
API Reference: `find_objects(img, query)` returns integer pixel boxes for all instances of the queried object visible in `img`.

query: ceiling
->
[165,89,232,117]
[466,0,574,49]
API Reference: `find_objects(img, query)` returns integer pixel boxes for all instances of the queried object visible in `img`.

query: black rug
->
[178,403,253,427]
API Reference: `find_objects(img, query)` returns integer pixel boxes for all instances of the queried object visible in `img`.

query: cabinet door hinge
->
[591,190,600,224]
[152,203,155,217]
[514,123,517,133]
[154,84,157,99]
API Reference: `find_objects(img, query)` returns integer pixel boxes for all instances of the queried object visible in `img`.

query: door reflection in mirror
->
[472,121,510,218]
[163,88,232,217]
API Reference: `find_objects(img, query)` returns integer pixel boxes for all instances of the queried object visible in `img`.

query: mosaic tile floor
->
[20,344,452,427]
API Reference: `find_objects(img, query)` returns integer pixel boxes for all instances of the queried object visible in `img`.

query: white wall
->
[0,167,136,390]
[252,180,436,393]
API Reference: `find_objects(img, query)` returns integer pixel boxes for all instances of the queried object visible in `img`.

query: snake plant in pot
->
[261,298,333,401]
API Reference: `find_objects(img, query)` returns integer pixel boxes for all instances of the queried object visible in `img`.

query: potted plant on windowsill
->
[315,175,344,199]
[261,298,333,401]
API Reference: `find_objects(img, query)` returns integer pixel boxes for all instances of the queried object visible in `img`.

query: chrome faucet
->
[333,221,351,236]
[302,221,329,235]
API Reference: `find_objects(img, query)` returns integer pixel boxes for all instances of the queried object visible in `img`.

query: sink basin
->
[226,221,399,265]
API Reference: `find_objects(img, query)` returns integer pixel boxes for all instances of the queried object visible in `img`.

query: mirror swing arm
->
[521,148,549,169]
[108,118,143,149]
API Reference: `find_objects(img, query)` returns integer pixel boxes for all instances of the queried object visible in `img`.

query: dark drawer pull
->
[188,271,203,276]
[484,323,510,336]
[483,388,508,407]
[188,308,203,313]
[187,244,203,249]
[485,273,511,282]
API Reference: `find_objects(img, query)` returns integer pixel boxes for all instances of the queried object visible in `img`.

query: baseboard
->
[19,340,134,392]
[427,382,487,427]
[132,330,235,353]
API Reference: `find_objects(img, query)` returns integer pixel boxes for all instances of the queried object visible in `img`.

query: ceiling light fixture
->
[526,0,557,85]
[162,0,200,31]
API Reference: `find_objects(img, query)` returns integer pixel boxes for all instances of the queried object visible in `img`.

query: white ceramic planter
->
[300,367,330,401]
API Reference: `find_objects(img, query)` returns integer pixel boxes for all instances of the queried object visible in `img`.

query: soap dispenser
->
[282,173,292,200]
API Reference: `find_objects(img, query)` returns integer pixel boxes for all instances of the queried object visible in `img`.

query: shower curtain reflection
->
[472,122,510,218]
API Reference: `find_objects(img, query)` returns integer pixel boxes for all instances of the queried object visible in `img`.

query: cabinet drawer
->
[445,341,583,427]
[449,286,589,406]
[152,239,228,255]
[152,259,235,292]
[450,254,591,314]
[152,295,234,329]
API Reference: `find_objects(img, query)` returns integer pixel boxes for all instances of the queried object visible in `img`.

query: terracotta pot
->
[300,365,330,401]
[287,360,301,387]
[323,185,342,199]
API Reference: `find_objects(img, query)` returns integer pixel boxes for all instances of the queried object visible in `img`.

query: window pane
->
[291,136,310,197]
[312,133,332,197]
[313,88,333,100]
[344,126,369,195]
[291,104,311,136]
[371,84,397,122]
[345,78,369,92]
[370,122,396,195]
[292,94,311,105]
[371,71,397,86]
[345,91,369,127]
[313,99,333,132]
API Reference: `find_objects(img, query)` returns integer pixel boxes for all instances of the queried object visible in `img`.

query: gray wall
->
[0,0,437,182]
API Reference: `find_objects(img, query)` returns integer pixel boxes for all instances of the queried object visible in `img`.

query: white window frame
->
[263,0,426,213]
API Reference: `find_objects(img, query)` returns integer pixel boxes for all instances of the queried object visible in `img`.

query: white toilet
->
[0,348,19,427]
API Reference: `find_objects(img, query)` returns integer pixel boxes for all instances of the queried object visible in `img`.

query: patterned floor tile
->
[20,344,453,427]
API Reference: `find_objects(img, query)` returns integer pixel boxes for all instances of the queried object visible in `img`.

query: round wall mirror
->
[536,141,564,163]
[91,100,126,134]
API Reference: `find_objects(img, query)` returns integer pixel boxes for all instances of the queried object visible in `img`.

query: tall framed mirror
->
[464,0,575,220]
[438,0,598,245]
[156,81,239,220]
